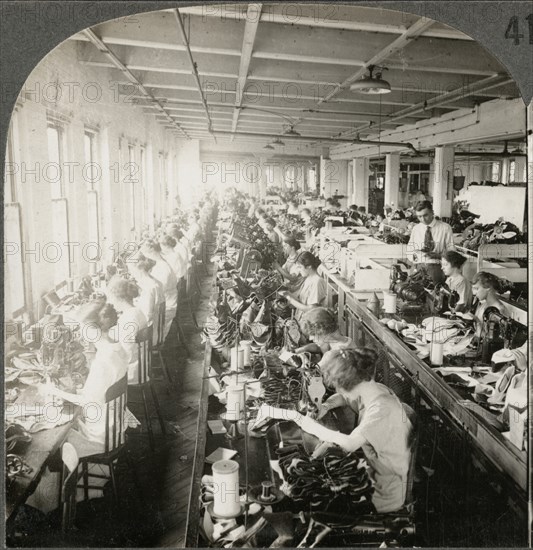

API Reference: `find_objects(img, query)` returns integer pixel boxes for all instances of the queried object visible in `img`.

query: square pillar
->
[353,157,369,209]
[384,153,400,209]
[501,158,510,184]
[514,157,527,183]
[432,146,454,217]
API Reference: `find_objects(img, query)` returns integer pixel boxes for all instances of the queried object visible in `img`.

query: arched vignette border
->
[0,1,532,544]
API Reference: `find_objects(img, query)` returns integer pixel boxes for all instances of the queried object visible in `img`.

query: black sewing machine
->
[430,283,460,315]
[481,307,527,365]
[390,262,433,316]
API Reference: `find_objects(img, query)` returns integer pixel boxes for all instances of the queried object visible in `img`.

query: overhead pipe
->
[454,151,526,157]
[211,131,420,154]
[337,74,513,140]
[174,9,216,143]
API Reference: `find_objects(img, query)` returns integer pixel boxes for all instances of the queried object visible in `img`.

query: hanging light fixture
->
[283,125,301,137]
[350,65,391,95]
[272,137,285,146]
[263,143,275,150]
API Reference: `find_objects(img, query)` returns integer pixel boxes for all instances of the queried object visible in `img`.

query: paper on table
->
[278,350,296,363]
[205,447,238,464]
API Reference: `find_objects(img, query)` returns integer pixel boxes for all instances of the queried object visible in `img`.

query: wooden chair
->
[78,375,130,501]
[129,326,166,451]
[152,301,173,384]
[60,442,79,532]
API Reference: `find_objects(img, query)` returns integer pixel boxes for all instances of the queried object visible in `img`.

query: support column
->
[384,153,400,209]
[319,155,327,197]
[353,157,369,209]
[514,156,527,183]
[258,157,268,201]
[432,146,454,218]
[501,158,510,184]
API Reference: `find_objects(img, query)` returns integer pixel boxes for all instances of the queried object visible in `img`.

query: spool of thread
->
[261,481,274,502]
[430,342,444,366]
[383,292,397,314]
[230,347,243,372]
[239,340,252,366]
[212,460,241,518]
[225,385,244,421]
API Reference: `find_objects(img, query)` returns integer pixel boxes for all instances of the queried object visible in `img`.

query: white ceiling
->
[69,3,522,153]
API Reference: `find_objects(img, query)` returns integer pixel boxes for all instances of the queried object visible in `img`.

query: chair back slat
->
[61,442,79,532]
[135,325,153,385]
[103,375,128,454]
[156,301,166,348]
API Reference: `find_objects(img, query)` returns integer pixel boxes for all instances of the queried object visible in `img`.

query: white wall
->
[5,39,189,319]
[321,158,349,199]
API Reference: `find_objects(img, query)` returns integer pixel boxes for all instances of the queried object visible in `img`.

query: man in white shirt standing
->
[407,200,454,284]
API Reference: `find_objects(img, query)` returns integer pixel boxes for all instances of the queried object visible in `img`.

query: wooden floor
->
[7,260,215,548]
[132,261,215,548]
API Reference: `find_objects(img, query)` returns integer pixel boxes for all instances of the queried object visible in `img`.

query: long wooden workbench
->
[322,269,527,495]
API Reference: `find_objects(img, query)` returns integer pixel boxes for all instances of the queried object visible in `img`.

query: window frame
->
[4,202,27,316]
[46,123,65,199]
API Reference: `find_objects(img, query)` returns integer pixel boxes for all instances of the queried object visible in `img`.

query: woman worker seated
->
[273,236,302,283]
[39,301,129,458]
[440,250,473,312]
[471,271,507,337]
[257,348,413,513]
[106,276,148,384]
[279,251,327,323]
[295,307,355,356]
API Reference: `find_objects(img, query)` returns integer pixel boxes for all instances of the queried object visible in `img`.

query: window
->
[265,164,274,188]
[284,164,296,189]
[158,152,168,219]
[491,162,501,182]
[128,145,136,230]
[509,160,516,183]
[140,146,147,226]
[308,165,317,193]
[84,130,100,257]
[4,125,18,203]
[47,123,70,283]
[46,125,64,199]
[84,130,98,191]
[51,198,71,284]
[4,204,26,316]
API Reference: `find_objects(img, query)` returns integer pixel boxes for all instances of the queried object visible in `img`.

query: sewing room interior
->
[3,3,530,548]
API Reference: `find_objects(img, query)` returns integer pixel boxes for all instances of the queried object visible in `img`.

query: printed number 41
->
[505,15,533,45]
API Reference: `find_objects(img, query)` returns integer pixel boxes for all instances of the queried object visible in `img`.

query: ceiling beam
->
[80,59,514,98]
[175,6,472,40]
[231,4,262,138]
[174,8,216,142]
[71,34,495,76]
[81,29,189,139]
[290,16,435,132]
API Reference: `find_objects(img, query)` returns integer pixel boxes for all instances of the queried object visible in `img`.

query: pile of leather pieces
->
[277,445,373,514]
